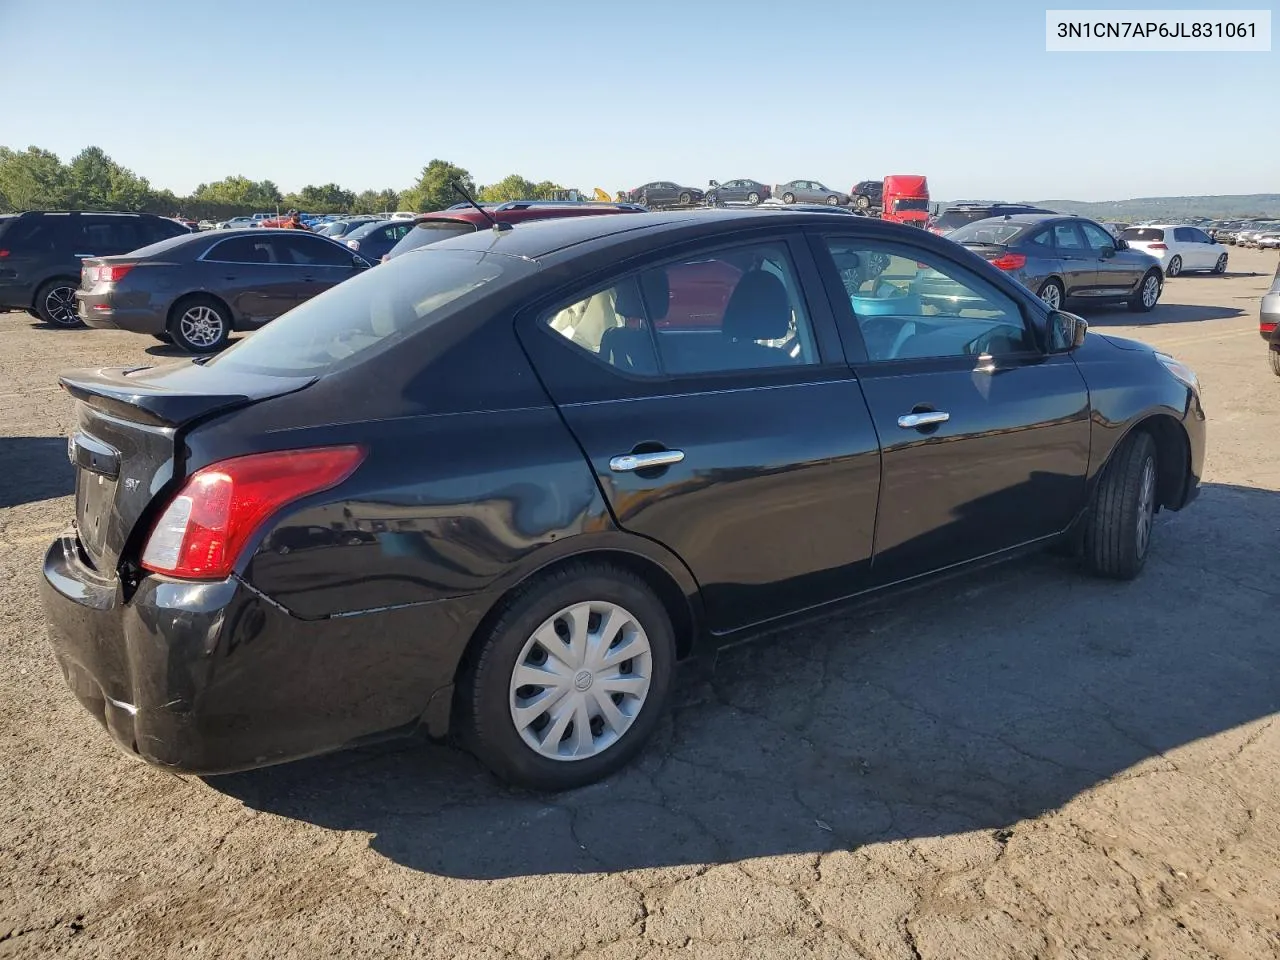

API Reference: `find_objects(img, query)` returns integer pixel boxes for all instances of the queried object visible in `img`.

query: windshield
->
[894,198,930,212]
[948,221,1027,245]
[386,220,479,259]
[206,248,522,377]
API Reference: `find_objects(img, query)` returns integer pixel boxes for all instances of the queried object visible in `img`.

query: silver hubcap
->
[1142,275,1159,307]
[509,600,653,762]
[45,286,77,325]
[1136,457,1156,556]
[179,306,224,347]
[1040,284,1062,309]
[748,193,759,204]
[1167,257,1180,276]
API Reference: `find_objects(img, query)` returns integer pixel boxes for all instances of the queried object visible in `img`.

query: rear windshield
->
[387,219,479,258]
[947,220,1027,245]
[206,249,521,376]
[119,232,200,259]
[934,208,998,230]
[1122,228,1165,241]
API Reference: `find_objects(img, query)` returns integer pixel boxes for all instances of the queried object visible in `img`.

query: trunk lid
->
[61,361,316,573]
[958,243,1008,262]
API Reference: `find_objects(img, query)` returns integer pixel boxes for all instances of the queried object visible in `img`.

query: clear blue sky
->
[1,0,1274,201]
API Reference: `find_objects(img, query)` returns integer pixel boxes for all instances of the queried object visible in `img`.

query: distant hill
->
[936,195,1280,221]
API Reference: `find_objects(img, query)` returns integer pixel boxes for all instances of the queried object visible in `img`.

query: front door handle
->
[898,411,950,429]
[609,450,685,472]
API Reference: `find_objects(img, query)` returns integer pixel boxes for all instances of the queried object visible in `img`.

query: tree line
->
[0,145,572,220]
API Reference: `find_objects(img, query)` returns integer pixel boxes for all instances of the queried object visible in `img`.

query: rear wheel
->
[1165,255,1182,277]
[35,279,82,328]
[1083,431,1158,580]
[746,191,760,204]
[855,195,871,211]
[1213,253,1228,274]
[169,296,231,354]
[1036,279,1064,310]
[782,192,796,204]
[678,191,691,205]
[457,561,676,791]
[1128,270,1162,312]
[1269,349,1280,377]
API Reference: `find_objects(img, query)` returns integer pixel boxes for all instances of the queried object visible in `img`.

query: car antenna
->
[451,181,512,232]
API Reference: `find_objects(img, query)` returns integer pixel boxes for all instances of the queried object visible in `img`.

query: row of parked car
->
[1209,219,1280,248]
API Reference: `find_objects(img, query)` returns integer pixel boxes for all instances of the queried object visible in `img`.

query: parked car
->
[218,216,258,230]
[622,182,704,207]
[1257,230,1280,250]
[849,179,883,211]
[1239,222,1280,248]
[315,216,382,239]
[1101,222,1129,238]
[1120,225,1228,276]
[41,209,1203,791]
[341,219,412,261]
[74,228,371,353]
[942,214,1165,312]
[929,202,1056,236]
[383,200,646,261]
[1262,259,1280,376]
[0,211,191,327]
[705,179,771,205]
[773,180,850,206]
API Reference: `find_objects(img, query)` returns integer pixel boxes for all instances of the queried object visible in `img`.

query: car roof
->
[431,208,943,261]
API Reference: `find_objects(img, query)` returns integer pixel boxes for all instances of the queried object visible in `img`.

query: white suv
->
[1121,224,1228,276]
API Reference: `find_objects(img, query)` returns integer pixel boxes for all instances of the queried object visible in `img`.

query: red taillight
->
[1262,321,1277,334]
[1148,243,1168,250]
[140,446,366,580]
[989,253,1027,271]
[0,249,9,258]
[96,264,135,283]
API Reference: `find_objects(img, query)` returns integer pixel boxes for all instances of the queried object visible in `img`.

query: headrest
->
[722,271,792,342]
[613,269,670,321]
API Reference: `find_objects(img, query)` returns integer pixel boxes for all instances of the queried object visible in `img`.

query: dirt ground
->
[1,247,1278,960]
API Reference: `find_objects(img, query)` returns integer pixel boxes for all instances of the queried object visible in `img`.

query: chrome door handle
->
[898,411,950,429]
[609,450,685,472]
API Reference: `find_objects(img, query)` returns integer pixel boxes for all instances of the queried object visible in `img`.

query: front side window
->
[275,233,351,266]
[542,242,819,377]
[1079,222,1115,250]
[824,239,1032,362]
[1053,223,1085,250]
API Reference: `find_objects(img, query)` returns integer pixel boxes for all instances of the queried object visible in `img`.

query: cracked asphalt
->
[2,248,1279,959]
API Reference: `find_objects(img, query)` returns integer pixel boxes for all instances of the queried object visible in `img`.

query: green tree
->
[283,182,356,214]
[402,159,474,212]
[192,175,283,211]
[478,175,570,203]
[67,146,115,208]
[0,146,70,211]
[352,188,400,214]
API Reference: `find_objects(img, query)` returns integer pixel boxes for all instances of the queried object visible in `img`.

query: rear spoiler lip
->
[58,366,317,429]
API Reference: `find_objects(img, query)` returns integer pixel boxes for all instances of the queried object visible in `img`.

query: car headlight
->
[1156,351,1199,392]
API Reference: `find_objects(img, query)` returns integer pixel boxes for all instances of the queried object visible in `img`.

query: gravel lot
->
[2,248,1278,960]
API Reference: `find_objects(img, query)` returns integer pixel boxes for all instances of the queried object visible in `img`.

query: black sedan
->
[705,179,771,205]
[41,210,1204,791]
[937,214,1166,313]
[624,181,705,207]
[75,229,372,353]
[340,219,414,261]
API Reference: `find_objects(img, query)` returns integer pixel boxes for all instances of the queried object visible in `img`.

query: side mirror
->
[1115,238,1128,250]
[1100,244,1116,258]
[1048,310,1088,352]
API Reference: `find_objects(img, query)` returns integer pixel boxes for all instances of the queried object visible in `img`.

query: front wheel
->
[855,195,871,211]
[746,191,760,204]
[1165,255,1183,277]
[678,192,691,205]
[1128,270,1162,312]
[457,562,676,791]
[35,279,82,328]
[1083,431,1158,580]
[826,195,840,206]
[1036,279,1064,310]
[169,296,231,353]
[1213,253,1228,274]
[1269,349,1280,377]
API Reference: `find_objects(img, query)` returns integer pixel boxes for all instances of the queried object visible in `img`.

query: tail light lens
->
[989,253,1027,271]
[0,249,9,258]
[94,264,135,283]
[1148,243,1168,250]
[141,446,366,580]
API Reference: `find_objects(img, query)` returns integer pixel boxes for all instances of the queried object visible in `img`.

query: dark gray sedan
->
[75,229,371,353]
[931,214,1165,313]
[773,180,850,206]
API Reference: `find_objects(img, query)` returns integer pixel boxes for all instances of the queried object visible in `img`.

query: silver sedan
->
[773,180,850,206]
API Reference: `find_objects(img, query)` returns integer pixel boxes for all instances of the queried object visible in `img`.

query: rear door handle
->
[609,450,685,472]
[898,411,950,429]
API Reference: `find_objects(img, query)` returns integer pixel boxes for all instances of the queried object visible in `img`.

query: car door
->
[1049,221,1096,297]
[200,235,298,323]
[273,233,365,305]
[517,234,882,633]
[1080,220,1138,296]
[1184,227,1215,269]
[810,231,1091,585]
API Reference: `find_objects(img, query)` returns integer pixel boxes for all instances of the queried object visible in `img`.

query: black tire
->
[34,279,83,328]
[1269,349,1280,378]
[678,192,691,205]
[1083,431,1158,580]
[168,295,231,354]
[782,192,796,204]
[1128,270,1162,312]
[152,331,173,343]
[1165,255,1182,277]
[746,191,760,204]
[1213,253,1228,274]
[457,561,676,791]
[826,195,840,206]
[855,195,871,211]
[1036,279,1065,311]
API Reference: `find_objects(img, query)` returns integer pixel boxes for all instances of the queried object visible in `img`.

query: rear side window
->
[205,236,277,263]
[208,249,517,376]
[935,209,993,230]
[81,216,145,254]
[388,220,478,257]
[543,242,819,377]
[119,233,199,259]
[1123,228,1165,242]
